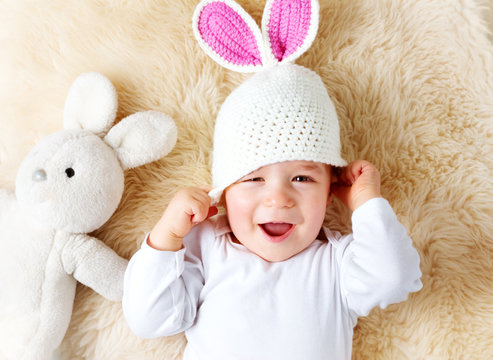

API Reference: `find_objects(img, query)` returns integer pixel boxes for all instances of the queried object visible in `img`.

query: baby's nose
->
[263,186,294,208]
[32,169,47,182]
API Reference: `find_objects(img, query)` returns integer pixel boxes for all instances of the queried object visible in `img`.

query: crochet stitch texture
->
[266,0,312,61]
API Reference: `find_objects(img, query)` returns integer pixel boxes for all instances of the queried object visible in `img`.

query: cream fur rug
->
[1,0,493,359]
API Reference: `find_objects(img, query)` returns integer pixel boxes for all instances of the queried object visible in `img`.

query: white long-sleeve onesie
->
[123,198,422,360]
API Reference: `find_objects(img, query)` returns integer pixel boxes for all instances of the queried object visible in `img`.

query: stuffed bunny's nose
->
[32,169,47,182]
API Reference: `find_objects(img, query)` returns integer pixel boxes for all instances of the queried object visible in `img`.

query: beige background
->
[486,0,493,41]
[487,0,493,41]
[1,0,493,359]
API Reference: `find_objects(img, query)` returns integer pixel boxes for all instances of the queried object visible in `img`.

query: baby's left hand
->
[331,160,382,211]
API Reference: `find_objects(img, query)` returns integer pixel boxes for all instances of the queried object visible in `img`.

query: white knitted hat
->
[193,0,347,203]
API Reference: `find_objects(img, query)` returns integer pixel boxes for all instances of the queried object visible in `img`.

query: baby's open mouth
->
[259,222,295,243]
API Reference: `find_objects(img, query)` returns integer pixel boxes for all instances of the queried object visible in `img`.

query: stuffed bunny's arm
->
[62,234,128,301]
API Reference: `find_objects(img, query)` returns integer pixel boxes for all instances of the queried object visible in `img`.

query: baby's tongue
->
[262,223,292,236]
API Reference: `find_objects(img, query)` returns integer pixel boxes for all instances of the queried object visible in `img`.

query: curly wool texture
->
[0,0,492,359]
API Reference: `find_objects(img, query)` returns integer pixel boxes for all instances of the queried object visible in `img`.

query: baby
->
[123,0,422,359]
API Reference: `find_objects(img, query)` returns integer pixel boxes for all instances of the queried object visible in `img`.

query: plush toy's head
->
[15,72,177,233]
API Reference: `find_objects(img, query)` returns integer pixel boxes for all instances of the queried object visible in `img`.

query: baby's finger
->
[190,196,216,224]
[194,186,218,207]
[344,160,374,184]
[190,204,209,224]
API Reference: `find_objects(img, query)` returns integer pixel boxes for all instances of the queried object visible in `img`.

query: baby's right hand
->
[148,187,218,251]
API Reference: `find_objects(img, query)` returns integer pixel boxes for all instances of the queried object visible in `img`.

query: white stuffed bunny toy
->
[0,72,177,360]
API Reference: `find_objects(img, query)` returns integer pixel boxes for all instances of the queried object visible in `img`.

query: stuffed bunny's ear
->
[63,72,118,135]
[193,0,268,73]
[262,0,319,63]
[104,111,177,170]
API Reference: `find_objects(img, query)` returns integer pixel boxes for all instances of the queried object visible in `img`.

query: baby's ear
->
[330,167,339,185]
[63,72,118,136]
[328,166,339,205]
[327,191,334,206]
[104,111,177,170]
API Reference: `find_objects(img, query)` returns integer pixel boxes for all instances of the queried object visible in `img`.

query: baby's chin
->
[257,251,302,263]
[247,243,315,263]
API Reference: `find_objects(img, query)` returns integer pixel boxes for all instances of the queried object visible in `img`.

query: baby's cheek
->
[224,192,248,223]
[224,186,254,213]
[306,193,330,223]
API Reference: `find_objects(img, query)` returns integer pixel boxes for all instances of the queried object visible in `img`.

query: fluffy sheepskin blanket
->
[1,0,493,359]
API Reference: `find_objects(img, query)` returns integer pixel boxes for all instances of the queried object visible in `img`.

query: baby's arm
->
[332,161,422,316]
[340,198,422,316]
[123,187,217,338]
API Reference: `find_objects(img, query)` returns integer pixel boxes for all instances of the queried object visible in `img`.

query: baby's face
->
[224,160,332,262]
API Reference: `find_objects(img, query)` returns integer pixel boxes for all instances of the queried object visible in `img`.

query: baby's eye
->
[243,177,264,182]
[292,175,312,182]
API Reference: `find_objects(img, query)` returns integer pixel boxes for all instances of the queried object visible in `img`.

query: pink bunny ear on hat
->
[262,0,319,63]
[193,0,268,73]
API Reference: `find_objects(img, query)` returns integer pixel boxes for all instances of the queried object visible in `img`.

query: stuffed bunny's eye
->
[65,168,75,178]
